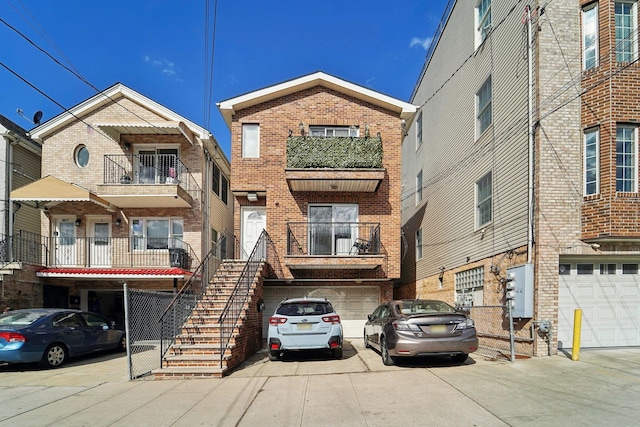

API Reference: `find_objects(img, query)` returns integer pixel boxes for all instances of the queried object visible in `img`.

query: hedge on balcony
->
[287,136,383,168]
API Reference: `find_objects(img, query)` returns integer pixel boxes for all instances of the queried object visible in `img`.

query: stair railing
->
[158,232,234,362]
[217,230,280,368]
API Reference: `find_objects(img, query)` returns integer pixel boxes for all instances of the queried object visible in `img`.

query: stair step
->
[152,366,227,379]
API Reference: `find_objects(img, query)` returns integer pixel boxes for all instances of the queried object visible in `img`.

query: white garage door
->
[262,286,379,338]
[558,267,640,349]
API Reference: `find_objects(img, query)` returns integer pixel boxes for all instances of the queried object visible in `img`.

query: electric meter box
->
[506,263,534,318]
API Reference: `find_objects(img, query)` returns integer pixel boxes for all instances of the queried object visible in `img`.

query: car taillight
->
[454,318,475,330]
[269,316,288,326]
[392,321,422,333]
[0,332,27,343]
[322,315,341,324]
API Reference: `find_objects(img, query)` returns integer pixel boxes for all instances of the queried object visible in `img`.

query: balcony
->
[97,154,202,208]
[285,136,385,192]
[1,234,197,270]
[285,222,384,270]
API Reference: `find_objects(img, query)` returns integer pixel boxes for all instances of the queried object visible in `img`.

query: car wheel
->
[381,337,395,366]
[363,330,370,349]
[40,343,66,368]
[451,353,469,363]
[333,348,343,359]
[268,351,281,361]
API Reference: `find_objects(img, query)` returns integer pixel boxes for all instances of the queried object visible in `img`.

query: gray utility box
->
[507,263,534,318]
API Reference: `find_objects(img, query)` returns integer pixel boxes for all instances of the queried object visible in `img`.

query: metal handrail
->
[217,230,280,368]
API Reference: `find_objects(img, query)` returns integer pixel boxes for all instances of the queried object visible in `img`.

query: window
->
[309,126,358,137]
[584,128,599,195]
[212,162,229,204]
[476,172,492,228]
[583,3,599,69]
[416,170,423,205]
[615,1,637,62]
[242,124,260,158]
[476,0,492,45]
[559,264,571,275]
[616,125,637,192]
[577,264,594,274]
[455,266,484,307]
[136,147,178,184]
[74,145,89,167]
[477,77,492,136]
[415,228,423,261]
[623,263,638,274]
[131,218,183,250]
[416,111,423,150]
[600,263,617,274]
[308,204,358,255]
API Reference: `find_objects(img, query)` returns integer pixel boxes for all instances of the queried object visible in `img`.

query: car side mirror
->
[367,314,373,321]
[110,321,116,329]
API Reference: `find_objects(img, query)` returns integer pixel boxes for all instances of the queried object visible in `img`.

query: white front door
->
[88,218,111,267]
[242,207,266,259]
[54,218,77,266]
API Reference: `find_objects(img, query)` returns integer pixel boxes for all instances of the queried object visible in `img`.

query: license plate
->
[430,324,447,333]
[297,323,312,331]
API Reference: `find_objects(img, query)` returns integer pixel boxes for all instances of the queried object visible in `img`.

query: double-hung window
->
[616,1,638,63]
[242,124,260,158]
[616,125,637,192]
[476,172,492,228]
[477,77,492,137]
[415,228,423,261]
[416,111,423,150]
[131,218,183,250]
[476,0,492,46]
[582,3,599,69]
[584,128,600,195]
[212,162,229,204]
[416,170,423,205]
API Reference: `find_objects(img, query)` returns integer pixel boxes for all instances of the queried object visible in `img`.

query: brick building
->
[218,72,416,337]
[8,84,232,325]
[399,0,640,356]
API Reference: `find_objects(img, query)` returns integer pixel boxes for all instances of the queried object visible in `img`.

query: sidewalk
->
[0,342,639,426]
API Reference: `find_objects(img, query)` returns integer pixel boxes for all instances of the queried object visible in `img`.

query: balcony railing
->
[1,233,199,270]
[287,222,381,256]
[286,136,383,169]
[103,154,202,200]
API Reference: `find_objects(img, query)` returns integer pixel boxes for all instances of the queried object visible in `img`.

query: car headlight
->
[454,318,475,330]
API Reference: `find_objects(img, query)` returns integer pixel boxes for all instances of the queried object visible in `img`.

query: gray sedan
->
[364,299,478,365]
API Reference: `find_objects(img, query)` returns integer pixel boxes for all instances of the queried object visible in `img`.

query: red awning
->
[36,267,191,279]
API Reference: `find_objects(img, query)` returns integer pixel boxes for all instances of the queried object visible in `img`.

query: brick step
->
[175,335,232,345]
[152,366,227,379]
[181,324,239,335]
[162,354,230,367]
[185,315,246,325]
[166,343,232,356]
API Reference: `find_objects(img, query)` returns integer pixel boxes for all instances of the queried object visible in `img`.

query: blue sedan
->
[0,309,125,368]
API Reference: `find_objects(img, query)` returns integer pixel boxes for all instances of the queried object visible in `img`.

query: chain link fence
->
[464,305,535,360]
[123,285,176,379]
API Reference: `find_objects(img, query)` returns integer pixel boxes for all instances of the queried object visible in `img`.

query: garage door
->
[262,286,379,338]
[558,267,640,349]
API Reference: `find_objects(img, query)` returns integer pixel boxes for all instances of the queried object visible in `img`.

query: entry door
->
[89,219,111,267]
[242,207,266,259]
[308,205,358,255]
[54,218,77,266]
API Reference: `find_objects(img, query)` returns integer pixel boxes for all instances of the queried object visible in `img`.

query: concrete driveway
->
[1,342,639,426]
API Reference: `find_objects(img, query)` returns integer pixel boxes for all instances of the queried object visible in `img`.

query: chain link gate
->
[123,284,176,379]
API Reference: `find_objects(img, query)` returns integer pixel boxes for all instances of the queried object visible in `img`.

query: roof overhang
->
[285,169,385,192]
[11,176,114,210]
[94,121,197,145]
[36,267,191,279]
[217,71,417,128]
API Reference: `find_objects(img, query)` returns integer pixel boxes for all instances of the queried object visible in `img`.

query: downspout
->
[527,5,534,264]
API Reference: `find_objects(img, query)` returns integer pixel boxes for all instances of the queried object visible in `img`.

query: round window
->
[75,145,89,167]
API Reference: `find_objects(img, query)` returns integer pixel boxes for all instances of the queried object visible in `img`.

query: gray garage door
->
[262,286,379,338]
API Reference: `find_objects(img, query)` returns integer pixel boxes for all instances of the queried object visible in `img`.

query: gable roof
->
[217,71,417,128]
[28,83,211,143]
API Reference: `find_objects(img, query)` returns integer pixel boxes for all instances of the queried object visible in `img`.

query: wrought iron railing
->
[0,230,48,266]
[217,230,279,368]
[287,222,381,256]
[158,231,238,362]
[103,153,202,201]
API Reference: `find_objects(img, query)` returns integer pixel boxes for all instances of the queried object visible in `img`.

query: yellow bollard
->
[571,309,582,361]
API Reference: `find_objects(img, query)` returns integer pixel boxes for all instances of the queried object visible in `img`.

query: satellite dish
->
[33,111,43,126]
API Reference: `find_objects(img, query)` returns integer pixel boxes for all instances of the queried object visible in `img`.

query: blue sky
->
[1,0,449,158]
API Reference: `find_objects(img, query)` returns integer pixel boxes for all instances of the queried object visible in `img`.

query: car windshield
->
[397,300,456,315]
[0,311,49,326]
[276,301,333,316]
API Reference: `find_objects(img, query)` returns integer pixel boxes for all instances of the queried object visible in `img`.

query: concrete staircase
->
[153,259,265,379]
